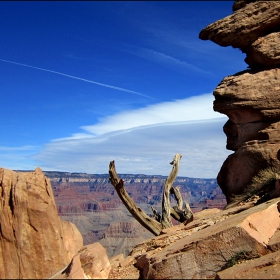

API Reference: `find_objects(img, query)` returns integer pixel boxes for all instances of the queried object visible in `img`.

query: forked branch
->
[109,161,162,236]
[108,154,193,236]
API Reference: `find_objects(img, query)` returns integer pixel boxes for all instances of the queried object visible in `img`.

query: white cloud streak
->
[0,145,37,151]
[0,145,40,171]
[56,93,222,138]
[32,94,230,178]
[0,58,153,99]
[33,119,231,178]
[0,94,230,178]
[119,43,211,75]
[136,47,213,75]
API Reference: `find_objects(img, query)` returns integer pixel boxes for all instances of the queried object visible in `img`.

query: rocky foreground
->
[1,167,279,279]
[109,197,280,279]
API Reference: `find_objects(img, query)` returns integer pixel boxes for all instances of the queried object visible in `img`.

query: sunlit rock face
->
[0,167,83,279]
[199,0,280,203]
[108,198,280,279]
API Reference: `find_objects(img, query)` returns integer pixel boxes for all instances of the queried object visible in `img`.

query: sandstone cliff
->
[199,0,280,203]
[0,167,83,279]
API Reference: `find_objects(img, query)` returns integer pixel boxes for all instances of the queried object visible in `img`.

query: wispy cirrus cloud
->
[0,145,40,171]
[0,145,37,151]
[52,93,223,140]
[139,47,213,75]
[120,44,212,76]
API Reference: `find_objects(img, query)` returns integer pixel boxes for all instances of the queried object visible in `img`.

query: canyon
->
[1,1,280,279]
[42,171,226,257]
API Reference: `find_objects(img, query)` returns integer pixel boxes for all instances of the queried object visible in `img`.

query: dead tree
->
[108,154,193,236]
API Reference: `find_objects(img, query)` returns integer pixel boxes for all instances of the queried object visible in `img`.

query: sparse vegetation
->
[246,166,280,196]
[229,165,280,207]
[223,250,259,269]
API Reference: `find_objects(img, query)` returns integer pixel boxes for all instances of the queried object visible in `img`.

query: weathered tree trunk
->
[108,154,193,236]
[161,154,182,228]
[109,161,162,236]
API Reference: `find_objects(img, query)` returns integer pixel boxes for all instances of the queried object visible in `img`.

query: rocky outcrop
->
[245,32,280,67]
[199,0,280,203]
[199,1,280,52]
[50,242,111,279]
[61,220,84,262]
[109,198,280,279]
[0,167,83,279]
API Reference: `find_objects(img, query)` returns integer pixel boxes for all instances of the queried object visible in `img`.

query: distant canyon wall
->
[44,171,226,257]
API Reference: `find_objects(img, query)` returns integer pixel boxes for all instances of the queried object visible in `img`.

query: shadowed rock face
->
[245,32,280,67]
[199,0,280,203]
[0,167,83,279]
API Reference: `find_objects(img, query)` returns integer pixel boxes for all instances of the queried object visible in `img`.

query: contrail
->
[0,58,154,99]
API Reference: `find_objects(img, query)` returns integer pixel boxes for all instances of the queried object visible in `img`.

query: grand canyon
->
[1,0,280,279]
[43,171,226,257]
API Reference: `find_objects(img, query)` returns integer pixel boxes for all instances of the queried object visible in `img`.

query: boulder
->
[50,242,111,279]
[61,220,84,262]
[245,32,280,68]
[232,0,257,12]
[199,1,280,52]
[217,141,280,201]
[0,167,83,279]
[213,68,280,118]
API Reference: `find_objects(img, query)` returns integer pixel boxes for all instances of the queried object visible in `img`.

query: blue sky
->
[0,1,247,178]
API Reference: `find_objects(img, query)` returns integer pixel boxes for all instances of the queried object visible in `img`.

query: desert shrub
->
[223,250,259,269]
[230,166,280,205]
[247,166,280,196]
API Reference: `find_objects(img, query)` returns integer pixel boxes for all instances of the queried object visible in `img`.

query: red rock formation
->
[199,1,280,52]
[199,0,280,203]
[109,198,280,279]
[0,167,83,279]
[245,32,280,67]
[50,242,111,279]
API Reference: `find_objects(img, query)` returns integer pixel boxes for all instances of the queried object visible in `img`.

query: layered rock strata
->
[0,167,83,279]
[199,0,280,202]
